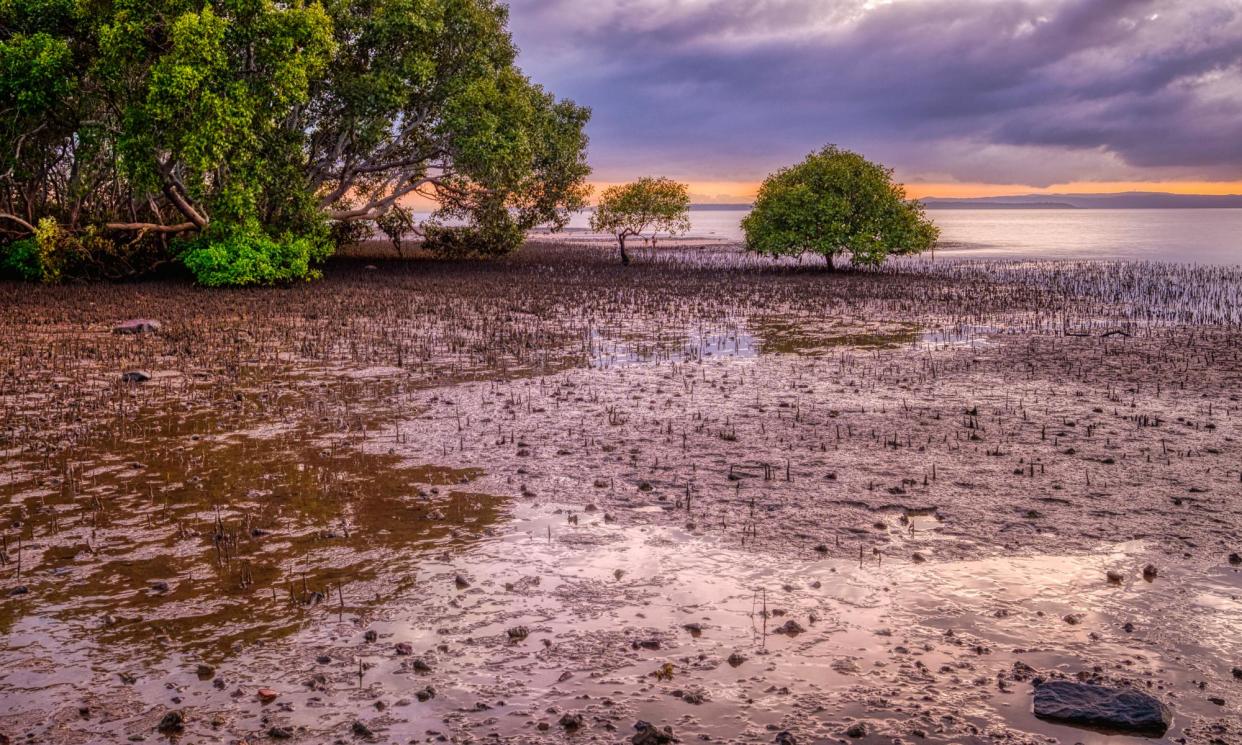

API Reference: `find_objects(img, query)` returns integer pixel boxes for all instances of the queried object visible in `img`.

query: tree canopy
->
[0,0,591,284]
[741,146,938,269]
[588,177,690,265]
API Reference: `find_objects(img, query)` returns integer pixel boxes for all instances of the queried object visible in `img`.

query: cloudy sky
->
[507,0,1242,201]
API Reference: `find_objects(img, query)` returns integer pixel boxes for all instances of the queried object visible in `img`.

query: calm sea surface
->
[559,208,1242,265]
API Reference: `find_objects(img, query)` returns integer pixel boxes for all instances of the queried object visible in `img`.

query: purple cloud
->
[506,0,1242,185]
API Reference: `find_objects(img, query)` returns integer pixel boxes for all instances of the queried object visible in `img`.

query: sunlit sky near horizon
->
[504,0,1242,201]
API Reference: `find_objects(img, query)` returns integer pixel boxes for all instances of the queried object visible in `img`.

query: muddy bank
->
[2,243,1241,743]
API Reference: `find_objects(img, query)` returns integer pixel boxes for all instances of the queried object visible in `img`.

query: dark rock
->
[394,642,413,656]
[632,638,660,650]
[268,726,293,739]
[911,552,927,564]
[775,619,805,635]
[559,712,584,730]
[1106,570,1124,584]
[410,657,431,673]
[633,720,678,744]
[1230,553,1242,565]
[774,731,797,744]
[507,626,529,640]
[157,711,183,732]
[195,663,215,679]
[1142,564,1158,580]
[1232,666,1242,680]
[454,574,470,589]
[1032,681,1172,735]
[351,720,374,738]
[8,585,28,596]
[845,722,867,738]
[415,686,436,702]
[727,652,746,667]
[363,629,377,643]
[316,655,332,664]
[113,319,161,335]
[121,370,151,384]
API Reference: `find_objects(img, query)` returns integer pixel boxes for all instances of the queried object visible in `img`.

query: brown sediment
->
[1,241,1241,744]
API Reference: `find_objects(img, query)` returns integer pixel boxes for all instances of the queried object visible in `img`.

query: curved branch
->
[105,221,198,234]
[328,176,436,222]
[0,213,37,234]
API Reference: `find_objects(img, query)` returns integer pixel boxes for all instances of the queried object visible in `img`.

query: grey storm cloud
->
[505,0,1242,186]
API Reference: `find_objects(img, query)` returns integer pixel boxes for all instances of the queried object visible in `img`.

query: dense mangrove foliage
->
[0,0,591,284]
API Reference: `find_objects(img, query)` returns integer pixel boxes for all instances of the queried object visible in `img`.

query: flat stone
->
[1033,681,1172,735]
[113,319,161,335]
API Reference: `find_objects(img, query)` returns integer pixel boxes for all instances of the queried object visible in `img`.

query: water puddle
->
[588,318,1002,368]
[7,493,1237,743]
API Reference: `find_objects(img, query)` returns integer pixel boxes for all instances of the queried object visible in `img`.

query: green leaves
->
[742,146,939,268]
[591,177,691,240]
[179,221,332,287]
[1,0,590,284]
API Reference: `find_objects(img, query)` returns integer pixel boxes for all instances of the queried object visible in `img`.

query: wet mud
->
[2,243,1241,744]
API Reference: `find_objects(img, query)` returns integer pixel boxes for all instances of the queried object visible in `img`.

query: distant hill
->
[689,203,753,211]
[922,192,1242,209]
[922,201,1078,210]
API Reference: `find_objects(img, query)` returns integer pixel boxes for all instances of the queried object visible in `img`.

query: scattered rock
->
[911,552,927,564]
[559,712,584,730]
[8,585,28,596]
[415,686,436,702]
[195,663,215,680]
[121,370,151,384]
[351,720,374,738]
[156,711,183,733]
[1106,570,1124,584]
[268,726,293,739]
[775,732,797,744]
[845,722,867,738]
[1229,553,1241,566]
[363,629,378,643]
[1032,681,1172,735]
[113,319,161,335]
[1142,564,1158,581]
[454,574,471,589]
[506,626,529,640]
[775,619,805,635]
[727,652,746,667]
[394,642,413,656]
[633,720,678,744]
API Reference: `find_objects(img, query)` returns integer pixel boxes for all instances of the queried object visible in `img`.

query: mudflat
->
[2,242,1240,744]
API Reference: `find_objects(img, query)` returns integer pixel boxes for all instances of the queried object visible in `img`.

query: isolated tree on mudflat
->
[590,178,691,265]
[742,146,938,270]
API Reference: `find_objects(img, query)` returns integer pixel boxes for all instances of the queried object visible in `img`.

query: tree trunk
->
[825,252,835,271]
[619,234,630,266]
